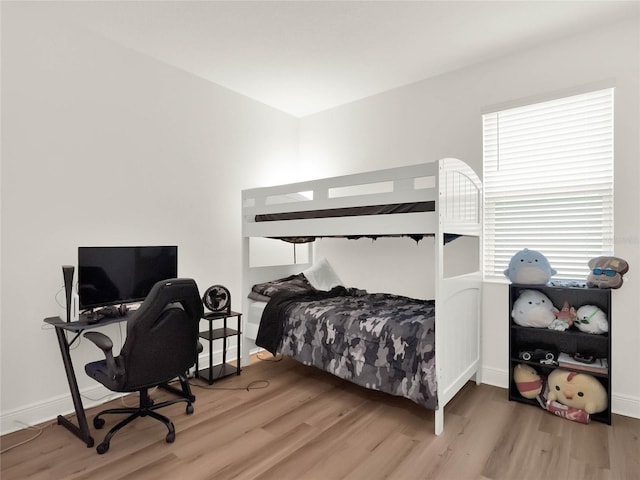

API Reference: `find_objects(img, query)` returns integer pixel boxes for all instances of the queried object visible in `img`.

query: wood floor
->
[1,355,638,480]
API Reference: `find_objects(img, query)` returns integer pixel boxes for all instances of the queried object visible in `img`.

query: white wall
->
[300,18,640,418]
[0,4,299,433]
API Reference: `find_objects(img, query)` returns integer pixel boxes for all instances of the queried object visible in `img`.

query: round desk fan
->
[202,285,231,314]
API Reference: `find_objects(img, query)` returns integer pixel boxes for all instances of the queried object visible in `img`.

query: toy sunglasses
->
[592,268,616,277]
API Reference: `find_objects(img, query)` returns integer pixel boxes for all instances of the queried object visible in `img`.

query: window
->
[483,88,614,280]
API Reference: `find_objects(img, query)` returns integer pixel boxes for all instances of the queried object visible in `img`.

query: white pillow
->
[302,258,343,291]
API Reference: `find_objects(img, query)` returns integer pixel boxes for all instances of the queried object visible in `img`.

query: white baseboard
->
[611,392,640,419]
[479,366,509,389]
[1,385,122,436]
[480,366,640,420]
[0,346,238,436]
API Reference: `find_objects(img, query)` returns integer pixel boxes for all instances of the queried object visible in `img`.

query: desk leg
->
[236,314,242,375]
[54,327,94,448]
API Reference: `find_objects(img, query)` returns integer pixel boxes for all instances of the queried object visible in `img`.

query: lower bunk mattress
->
[256,288,438,410]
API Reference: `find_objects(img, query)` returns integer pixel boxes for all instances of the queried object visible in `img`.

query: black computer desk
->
[44,313,195,448]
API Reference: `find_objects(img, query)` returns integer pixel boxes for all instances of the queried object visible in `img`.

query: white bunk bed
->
[241,158,482,435]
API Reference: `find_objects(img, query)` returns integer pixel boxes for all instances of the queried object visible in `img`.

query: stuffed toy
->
[511,289,558,328]
[504,248,557,285]
[574,305,608,334]
[587,256,629,289]
[548,300,576,331]
[533,370,590,424]
[541,396,590,424]
[513,364,543,399]
[547,369,608,414]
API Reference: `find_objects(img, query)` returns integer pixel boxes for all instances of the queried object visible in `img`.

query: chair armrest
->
[84,331,113,351]
[84,331,118,375]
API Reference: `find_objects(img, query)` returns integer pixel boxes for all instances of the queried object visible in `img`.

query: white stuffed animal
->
[511,289,558,328]
[575,305,608,334]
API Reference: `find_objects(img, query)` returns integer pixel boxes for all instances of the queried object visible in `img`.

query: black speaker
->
[62,265,74,323]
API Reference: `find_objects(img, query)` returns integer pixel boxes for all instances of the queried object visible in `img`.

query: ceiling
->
[45,1,639,117]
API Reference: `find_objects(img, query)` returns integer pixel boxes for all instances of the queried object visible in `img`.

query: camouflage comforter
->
[256,288,438,410]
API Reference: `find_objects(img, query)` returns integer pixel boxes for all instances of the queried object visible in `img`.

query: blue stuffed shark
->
[504,248,557,285]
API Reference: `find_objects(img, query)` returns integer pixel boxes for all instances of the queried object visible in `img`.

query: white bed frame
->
[241,158,482,435]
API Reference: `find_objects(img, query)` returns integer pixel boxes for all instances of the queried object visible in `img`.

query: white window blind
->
[483,88,614,280]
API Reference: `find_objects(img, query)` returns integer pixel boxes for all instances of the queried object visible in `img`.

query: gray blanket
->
[259,289,438,410]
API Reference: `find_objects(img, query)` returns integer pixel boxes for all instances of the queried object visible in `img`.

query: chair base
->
[92,385,193,454]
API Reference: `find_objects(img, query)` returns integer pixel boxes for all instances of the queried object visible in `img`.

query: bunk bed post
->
[475,200,483,387]
[434,160,445,436]
[241,218,252,366]
[435,409,444,436]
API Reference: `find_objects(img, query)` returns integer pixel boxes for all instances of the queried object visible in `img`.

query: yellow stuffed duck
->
[547,369,608,414]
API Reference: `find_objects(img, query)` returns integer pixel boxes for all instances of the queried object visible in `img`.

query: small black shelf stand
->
[508,283,612,425]
[195,310,242,384]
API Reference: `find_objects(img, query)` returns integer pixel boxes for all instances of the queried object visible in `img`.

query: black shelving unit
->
[508,283,612,425]
[195,310,242,384]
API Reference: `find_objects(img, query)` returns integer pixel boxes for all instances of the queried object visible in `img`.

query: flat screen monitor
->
[78,246,178,310]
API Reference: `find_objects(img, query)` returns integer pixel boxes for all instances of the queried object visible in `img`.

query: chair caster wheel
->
[93,417,106,429]
[166,431,175,443]
[96,442,110,454]
[186,404,194,415]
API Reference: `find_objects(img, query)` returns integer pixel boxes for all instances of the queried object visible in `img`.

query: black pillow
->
[250,273,314,300]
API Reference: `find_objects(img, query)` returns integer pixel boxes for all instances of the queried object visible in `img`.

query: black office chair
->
[84,278,203,454]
